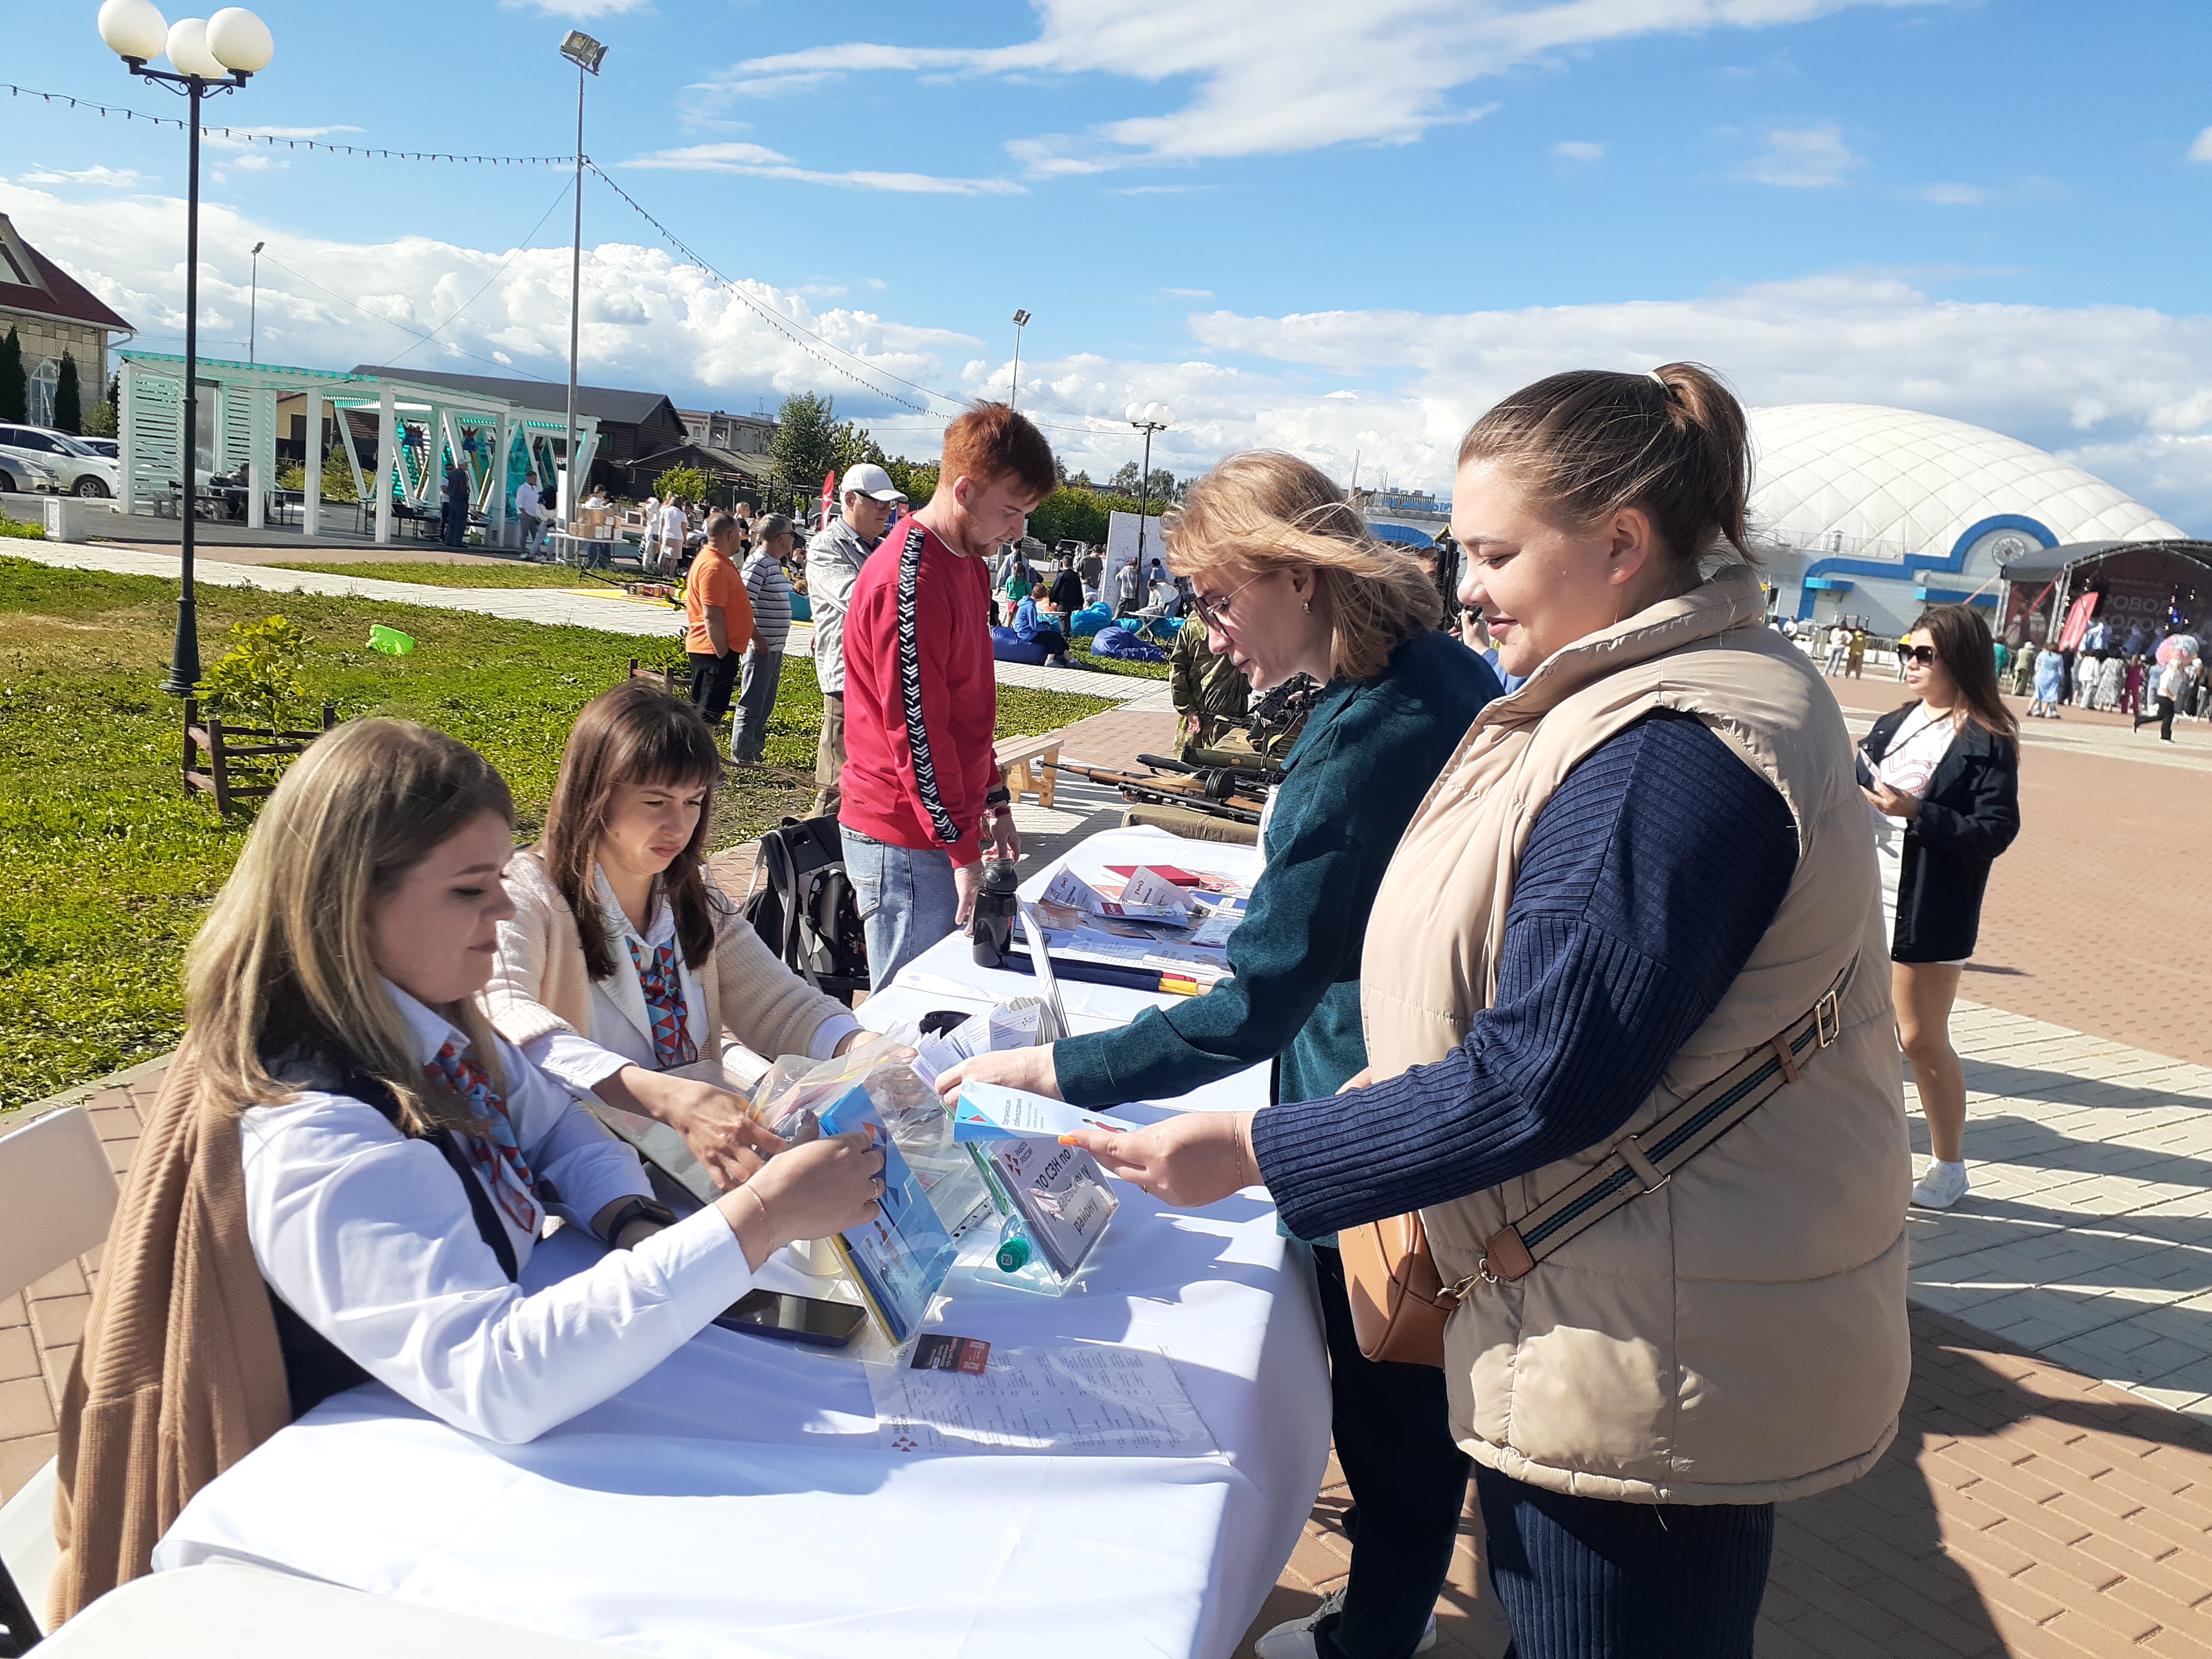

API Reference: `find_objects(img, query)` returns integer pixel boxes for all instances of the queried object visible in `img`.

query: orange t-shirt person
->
[683,516,755,721]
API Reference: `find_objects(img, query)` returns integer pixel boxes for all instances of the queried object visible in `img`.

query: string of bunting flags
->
[4,81,572,165]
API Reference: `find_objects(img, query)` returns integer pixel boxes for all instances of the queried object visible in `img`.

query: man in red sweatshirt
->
[838,403,1057,988]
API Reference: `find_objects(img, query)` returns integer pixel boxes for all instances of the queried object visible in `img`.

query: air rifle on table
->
[1038,757,1271,826]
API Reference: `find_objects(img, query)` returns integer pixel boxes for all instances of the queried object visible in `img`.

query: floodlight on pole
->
[249,239,264,363]
[96,0,272,697]
[1010,308,1030,409]
[559,30,605,534]
[1125,401,1172,582]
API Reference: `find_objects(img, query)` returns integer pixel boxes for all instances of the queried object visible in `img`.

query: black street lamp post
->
[95,2,274,697]
[1124,401,1174,584]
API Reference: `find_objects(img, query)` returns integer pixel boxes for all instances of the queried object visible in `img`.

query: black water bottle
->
[972,858,1021,967]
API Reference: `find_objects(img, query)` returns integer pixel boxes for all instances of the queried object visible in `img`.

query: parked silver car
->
[0,425,119,497]
[0,444,62,496]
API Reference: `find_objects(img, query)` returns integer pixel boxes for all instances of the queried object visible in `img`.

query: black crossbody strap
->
[1455,955,1858,1292]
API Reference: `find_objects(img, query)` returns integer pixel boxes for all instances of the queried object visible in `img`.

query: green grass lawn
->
[264,559,619,589]
[0,556,1110,1111]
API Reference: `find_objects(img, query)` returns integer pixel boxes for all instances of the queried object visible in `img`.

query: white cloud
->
[1161,287,1215,298]
[863,278,888,290]
[499,0,653,18]
[1553,141,1606,161]
[1739,124,1859,187]
[1113,184,1212,196]
[2191,126,2212,162]
[707,0,1930,176]
[13,173,2212,533]
[1918,182,1989,204]
[12,166,147,189]
[621,142,1023,195]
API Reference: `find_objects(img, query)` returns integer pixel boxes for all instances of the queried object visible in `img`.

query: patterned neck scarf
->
[424,1041,541,1233]
[626,937,699,1070]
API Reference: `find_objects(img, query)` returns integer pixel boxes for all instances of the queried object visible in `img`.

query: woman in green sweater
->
[941,450,1499,1659]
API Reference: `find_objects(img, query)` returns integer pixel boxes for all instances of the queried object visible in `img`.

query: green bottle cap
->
[996,1234,1030,1272]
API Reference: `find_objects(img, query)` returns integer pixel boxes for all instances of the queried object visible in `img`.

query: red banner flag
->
[2057,591,2100,651]
[820,472,836,529]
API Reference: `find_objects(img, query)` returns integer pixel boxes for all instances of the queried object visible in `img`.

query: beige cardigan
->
[48,1043,294,1625]
[484,849,846,1086]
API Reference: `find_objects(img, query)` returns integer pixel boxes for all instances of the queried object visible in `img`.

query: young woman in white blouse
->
[144,719,876,1423]
[485,679,863,1191]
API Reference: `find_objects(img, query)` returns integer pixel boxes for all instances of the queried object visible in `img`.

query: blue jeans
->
[731,647,783,764]
[839,826,960,991]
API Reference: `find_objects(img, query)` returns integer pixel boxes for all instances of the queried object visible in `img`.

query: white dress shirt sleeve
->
[524,1028,634,1098]
[241,1093,753,1446]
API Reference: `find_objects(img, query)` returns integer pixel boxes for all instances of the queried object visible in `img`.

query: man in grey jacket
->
[805,461,906,815]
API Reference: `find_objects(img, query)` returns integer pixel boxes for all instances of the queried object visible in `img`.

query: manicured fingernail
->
[1057,1134,1079,1145]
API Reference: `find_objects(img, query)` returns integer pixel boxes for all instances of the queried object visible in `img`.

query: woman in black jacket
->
[1860,603,2021,1210]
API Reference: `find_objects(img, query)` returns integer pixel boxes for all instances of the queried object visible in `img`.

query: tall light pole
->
[96,0,274,698]
[1009,309,1030,409]
[558,29,606,530]
[1124,401,1172,586]
[248,238,264,363]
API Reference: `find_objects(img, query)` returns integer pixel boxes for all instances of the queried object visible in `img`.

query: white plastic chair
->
[0,1108,121,1653]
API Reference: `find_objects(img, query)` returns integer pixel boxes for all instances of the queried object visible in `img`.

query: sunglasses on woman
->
[1901,645,1939,666]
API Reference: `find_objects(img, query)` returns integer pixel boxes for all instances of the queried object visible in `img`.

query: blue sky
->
[8,0,2212,524]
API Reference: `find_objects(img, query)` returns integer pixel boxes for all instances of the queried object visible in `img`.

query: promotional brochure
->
[814,1083,959,1345]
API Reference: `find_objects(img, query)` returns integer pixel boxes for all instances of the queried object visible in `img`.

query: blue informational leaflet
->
[814,1084,958,1345]
[951,1082,1137,1144]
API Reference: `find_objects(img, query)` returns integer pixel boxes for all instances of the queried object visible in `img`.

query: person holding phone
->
[49,719,884,1623]
[1860,604,2022,1210]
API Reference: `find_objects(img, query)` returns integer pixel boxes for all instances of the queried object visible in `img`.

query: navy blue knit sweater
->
[1253,711,1801,1244]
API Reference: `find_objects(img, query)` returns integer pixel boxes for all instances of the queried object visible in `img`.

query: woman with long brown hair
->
[1859,602,2022,1210]
[485,680,865,1192]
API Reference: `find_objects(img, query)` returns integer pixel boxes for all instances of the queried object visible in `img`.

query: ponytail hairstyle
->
[1909,603,2019,741]
[1458,362,1757,570]
[540,679,725,981]
[186,719,515,1134]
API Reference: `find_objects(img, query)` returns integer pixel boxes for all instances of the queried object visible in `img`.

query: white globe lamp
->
[1125,402,1142,424]
[164,18,226,77]
[97,0,169,61]
[206,7,273,73]
[1156,406,1175,427]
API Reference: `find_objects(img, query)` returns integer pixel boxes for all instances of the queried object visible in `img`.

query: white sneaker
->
[1253,1588,1438,1659]
[1910,1160,1969,1210]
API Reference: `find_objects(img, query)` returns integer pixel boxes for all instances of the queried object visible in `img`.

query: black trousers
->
[1475,1464,1773,1658]
[2135,695,2177,741]
[1311,1245,1471,1659]
[688,651,741,724]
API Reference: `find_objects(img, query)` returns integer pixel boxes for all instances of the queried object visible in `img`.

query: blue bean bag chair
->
[789,592,811,623]
[1090,625,1167,664]
[1070,602,1112,639]
[991,626,1050,666]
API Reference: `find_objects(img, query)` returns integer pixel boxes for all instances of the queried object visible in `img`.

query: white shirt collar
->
[593,865,676,952]
[382,978,470,1066]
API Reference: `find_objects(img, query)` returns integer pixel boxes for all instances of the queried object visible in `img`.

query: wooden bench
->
[181,699,337,814]
[625,657,689,694]
[994,733,1063,808]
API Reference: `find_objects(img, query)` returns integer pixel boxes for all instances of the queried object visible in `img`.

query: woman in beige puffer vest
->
[1070,364,1909,1659]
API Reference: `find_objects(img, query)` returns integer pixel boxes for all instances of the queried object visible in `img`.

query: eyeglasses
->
[1902,645,1938,666]
[1191,572,1267,631]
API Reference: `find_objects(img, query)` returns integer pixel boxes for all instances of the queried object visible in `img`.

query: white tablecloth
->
[155,827,1327,1659]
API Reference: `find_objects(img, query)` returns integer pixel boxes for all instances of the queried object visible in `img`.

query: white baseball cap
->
[841,462,906,503]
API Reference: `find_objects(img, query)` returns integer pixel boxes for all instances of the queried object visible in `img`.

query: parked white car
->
[0,425,119,497]
[0,444,62,496]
